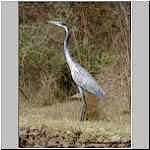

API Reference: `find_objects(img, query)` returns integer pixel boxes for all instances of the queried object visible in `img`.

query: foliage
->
[19,2,131,108]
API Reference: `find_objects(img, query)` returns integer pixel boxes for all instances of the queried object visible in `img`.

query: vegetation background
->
[19,2,131,148]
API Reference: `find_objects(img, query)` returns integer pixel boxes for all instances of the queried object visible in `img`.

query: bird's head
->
[48,21,67,28]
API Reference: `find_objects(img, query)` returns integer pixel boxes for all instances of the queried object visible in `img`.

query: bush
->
[19,2,131,108]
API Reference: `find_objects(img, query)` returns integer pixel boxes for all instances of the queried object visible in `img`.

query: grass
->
[19,100,131,144]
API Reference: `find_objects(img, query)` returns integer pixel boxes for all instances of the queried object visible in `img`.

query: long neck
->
[63,27,73,67]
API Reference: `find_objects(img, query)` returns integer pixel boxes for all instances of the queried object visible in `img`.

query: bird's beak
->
[48,21,58,26]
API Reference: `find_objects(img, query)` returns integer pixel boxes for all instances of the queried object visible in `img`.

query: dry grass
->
[19,99,130,142]
[19,104,130,148]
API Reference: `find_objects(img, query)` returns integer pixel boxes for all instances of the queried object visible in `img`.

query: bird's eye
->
[61,22,65,26]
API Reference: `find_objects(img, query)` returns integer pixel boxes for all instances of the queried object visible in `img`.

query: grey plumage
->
[49,21,105,121]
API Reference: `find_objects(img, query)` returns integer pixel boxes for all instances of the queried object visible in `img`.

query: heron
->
[49,21,106,121]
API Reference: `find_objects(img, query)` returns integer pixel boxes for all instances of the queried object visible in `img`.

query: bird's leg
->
[78,87,87,121]
[80,93,87,121]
